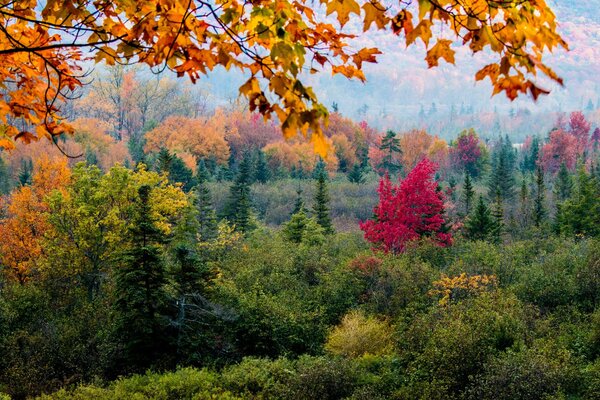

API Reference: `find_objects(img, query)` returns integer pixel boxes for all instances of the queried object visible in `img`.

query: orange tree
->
[0,0,567,153]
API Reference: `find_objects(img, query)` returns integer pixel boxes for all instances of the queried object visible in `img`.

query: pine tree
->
[557,167,600,236]
[114,185,171,372]
[0,156,10,195]
[521,136,540,172]
[313,168,334,234]
[347,163,366,184]
[85,147,99,166]
[282,208,310,243]
[292,188,305,215]
[379,130,402,175]
[532,166,547,227]
[488,137,515,201]
[169,155,195,191]
[465,196,496,241]
[254,149,270,183]
[224,154,254,232]
[193,178,218,242]
[519,178,530,227]
[18,159,33,186]
[462,173,475,215]
[490,189,504,243]
[196,159,211,183]
[554,162,572,202]
[312,157,328,180]
[156,147,173,174]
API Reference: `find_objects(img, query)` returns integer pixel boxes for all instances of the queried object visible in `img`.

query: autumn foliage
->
[0,0,567,152]
[360,158,451,253]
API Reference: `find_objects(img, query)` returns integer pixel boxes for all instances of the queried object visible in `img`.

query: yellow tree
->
[0,0,567,154]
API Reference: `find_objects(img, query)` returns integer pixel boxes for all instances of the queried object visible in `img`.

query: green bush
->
[466,341,582,400]
[37,368,238,400]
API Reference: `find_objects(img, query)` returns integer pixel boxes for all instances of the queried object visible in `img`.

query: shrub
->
[325,310,394,358]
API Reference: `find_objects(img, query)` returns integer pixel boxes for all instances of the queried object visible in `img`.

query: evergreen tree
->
[490,189,504,243]
[0,156,10,195]
[378,130,402,174]
[193,178,218,242]
[196,159,211,183]
[554,162,572,202]
[292,188,305,215]
[85,147,99,166]
[557,167,600,236]
[254,149,270,183]
[462,173,475,215]
[224,154,254,232]
[18,158,33,186]
[313,169,334,234]
[169,156,195,191]
[156,147,173,174]
[519,178,530,227]
[282,208,310,243]
[312,157,328,180]
[347,163,366,184]
[465,196,496,241]
[521,136,540,172]
[532,166,547,227]
[113,185,171,372]
[488,137,515,201]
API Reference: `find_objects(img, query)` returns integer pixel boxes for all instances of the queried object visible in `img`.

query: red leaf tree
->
[360,158,452,253]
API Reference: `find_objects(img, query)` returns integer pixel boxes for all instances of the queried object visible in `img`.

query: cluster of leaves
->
[0,0,567,152]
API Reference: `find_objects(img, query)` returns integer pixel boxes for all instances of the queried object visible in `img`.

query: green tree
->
[0,156,10,195]
[192,178,218,242]
[521,135,540,173]
[532,166,547,227]
[518,178,530,227]
[347,163,366,184]
[557,167,600,236]
[224,154,254,233]
[156,147,174,174]
[465,196,497,241]
[554,162,572,202]
[462,173,475,215]
[488,136,515,201]
[491,190,504,243]
[17,158,32,186]
[282,208,310,243]
[313,169,334,235]
[312,157,328,180]
[113,185,172,372]
[379,130,402,175]
[168,156,195,192]
[254,149,270,183]
[292,188,305,215]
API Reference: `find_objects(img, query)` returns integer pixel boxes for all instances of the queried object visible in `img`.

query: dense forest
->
[1,0,598,399]
[1,69,600,398]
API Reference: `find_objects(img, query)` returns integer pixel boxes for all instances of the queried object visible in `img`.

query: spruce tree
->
[18,159,33,186]
[254,149,270,183]
[519,178,530,227]
[347,163,366,184]
[490,189,504,243]
[282,208,310,243]
[532,166,547,227]
[554,162,572,202]
[193,177,218,242]
[312,157,328,180]
[313,169,334,234]
[0,156,10,195]
[224,154,254,232]
[462,173,475,215]
[85,147,99,166]
[292,188,305,215]
[114,185,171,372]
[169,156,195,191]
[465,196,496,241]
[488,137,515,201]
[156,147,173,174]
[557,167,600,236]
[379,130,402,175]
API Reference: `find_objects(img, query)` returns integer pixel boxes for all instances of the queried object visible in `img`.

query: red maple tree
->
[360,158,452,253]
